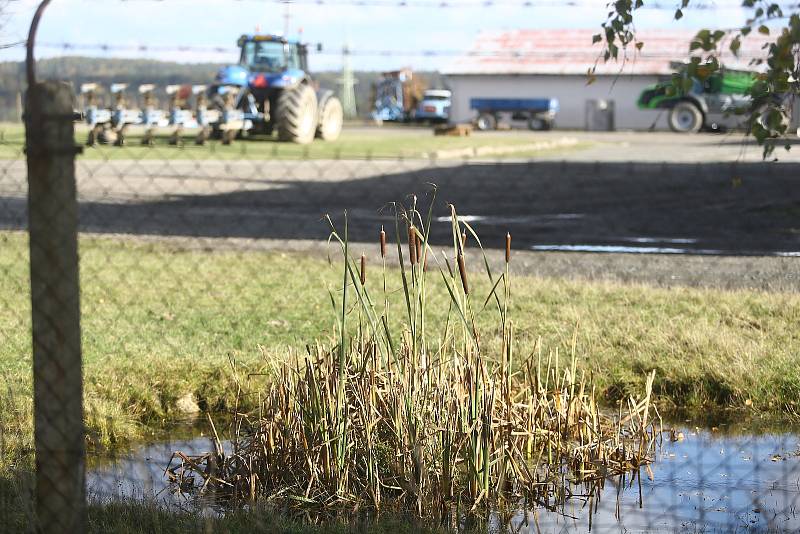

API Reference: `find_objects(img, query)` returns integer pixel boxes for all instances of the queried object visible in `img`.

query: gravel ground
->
[1,130,798,291]
[69,233,800,292]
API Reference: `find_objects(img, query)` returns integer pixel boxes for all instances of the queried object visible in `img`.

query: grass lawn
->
[2,229,799,469]
[0,122,590,160]
[2,230,800,531]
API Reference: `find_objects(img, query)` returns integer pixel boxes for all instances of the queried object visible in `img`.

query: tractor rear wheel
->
[668,102,703,133]
[276,84,318,144]
[316,96,344,141]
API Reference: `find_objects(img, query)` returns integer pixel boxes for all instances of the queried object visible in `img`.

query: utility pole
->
[282,0,291,36]
[16,61,24,122]
[338,41,358,119]
[15,91,22,122]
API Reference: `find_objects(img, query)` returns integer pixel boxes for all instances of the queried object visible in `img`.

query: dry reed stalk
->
[414,228,422,265]
[408,226,417,265]
[171,344,656,516]
[171,199,657,526]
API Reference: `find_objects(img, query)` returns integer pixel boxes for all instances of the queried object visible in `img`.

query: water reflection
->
[87,428,800,532]
[530,245,724,255]
[87,435,224,509]
[510,429,800,533]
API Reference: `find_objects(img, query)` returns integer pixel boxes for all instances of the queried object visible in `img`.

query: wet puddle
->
[434,214,585,224]
[429,213,800,257]
[87,435,220,509]
[87,428,800,532]
[521,429,800,533]
[530,244,726,255]
[530,244,800,256]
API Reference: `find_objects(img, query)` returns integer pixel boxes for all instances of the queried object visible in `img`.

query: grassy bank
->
[87,504,449,534]
[1,229,799,468]
[0,123,590,160]
[0,471,449,534]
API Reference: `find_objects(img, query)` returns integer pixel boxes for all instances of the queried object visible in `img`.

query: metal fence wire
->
[2,78,800,534]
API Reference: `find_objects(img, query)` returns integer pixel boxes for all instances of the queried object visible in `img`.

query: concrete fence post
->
[25,80,87,533]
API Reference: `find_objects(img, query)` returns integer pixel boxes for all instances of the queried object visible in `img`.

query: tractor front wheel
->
[276,85,318,144]
[316,96,344,141]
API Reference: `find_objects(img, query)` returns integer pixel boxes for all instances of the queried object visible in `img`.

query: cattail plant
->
[379,226,391,357]
[503,232,512,331]
[408,226,417,265]
[457,253,469,296]
[502,232,512,414]
[171,198,658,529]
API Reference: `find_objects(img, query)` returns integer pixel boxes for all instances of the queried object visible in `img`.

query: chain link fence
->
[1,77,800,533]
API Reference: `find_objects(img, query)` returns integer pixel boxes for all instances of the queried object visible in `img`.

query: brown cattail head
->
[360,253,366,286]
[379,226,386,258]
[505,232,512,263]
[457,253,469,295]
[408,226,418,265]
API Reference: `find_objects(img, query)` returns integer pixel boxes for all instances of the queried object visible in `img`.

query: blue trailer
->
[470,97,559,131]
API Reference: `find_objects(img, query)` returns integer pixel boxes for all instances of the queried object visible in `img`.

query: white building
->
[443,29,769,131]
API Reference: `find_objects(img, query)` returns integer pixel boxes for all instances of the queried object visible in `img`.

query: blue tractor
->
[211,34,343,144]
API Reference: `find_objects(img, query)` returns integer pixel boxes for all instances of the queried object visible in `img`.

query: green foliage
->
[595,1,799,158]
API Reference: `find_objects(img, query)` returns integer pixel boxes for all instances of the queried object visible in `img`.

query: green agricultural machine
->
[638,67,756,133]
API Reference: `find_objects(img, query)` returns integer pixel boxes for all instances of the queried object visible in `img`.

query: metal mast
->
[338,41,358,119]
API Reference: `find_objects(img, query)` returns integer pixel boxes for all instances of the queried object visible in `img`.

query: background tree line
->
[0,56,443,122]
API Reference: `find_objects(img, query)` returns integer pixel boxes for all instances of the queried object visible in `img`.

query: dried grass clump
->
[168,193,659,521]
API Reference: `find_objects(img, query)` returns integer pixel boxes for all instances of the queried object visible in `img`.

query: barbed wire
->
[23,40,763,59]
[110,0,749,9]
[0,40,26,49]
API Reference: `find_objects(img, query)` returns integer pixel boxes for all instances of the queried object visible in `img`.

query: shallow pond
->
[87,427,800,532]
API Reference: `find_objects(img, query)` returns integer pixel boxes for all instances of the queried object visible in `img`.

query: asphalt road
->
[2,130,799,289]
[345,126,800,163]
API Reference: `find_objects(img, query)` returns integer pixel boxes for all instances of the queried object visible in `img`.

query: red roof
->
[444,29,770,76]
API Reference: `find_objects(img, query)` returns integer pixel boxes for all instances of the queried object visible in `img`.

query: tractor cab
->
[238,35,308,74]
[215,35,310,91]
